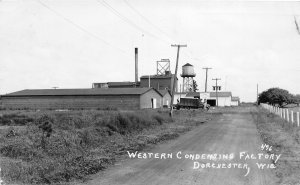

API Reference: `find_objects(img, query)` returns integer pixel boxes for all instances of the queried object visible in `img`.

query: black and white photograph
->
[0,0,300,184]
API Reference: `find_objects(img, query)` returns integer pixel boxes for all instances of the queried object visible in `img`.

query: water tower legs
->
[183,77,194,92]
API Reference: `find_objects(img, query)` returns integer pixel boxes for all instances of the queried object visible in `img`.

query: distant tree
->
[258,87,294,107]
[192,80,199,92]
[292,94,300,106]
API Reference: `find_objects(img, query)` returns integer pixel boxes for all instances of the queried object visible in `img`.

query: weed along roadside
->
[0,109,210,184]
[254,106,300,185]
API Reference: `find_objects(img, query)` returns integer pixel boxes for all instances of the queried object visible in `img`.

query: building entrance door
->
[207,99,216,106]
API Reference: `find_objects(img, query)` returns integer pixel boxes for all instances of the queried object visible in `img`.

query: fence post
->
[280,108,282,118]
[291,111,294,125]
[287,109,289,122]
[283,109,285,119]
[297,112,300,127]
[271,106,273,113]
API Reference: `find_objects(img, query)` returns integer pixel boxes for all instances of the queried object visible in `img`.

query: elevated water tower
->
[181,63,196,92]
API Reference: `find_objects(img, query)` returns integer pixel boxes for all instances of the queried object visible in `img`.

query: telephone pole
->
[202,67,212,92]
[257,84,259,105]
[212,78,221,107]
[170,44,187,117]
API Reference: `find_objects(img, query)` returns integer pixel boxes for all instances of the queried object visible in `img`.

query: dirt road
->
[82,108,279,185]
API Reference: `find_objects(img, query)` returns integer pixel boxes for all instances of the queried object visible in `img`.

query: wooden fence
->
[261,103,300,127]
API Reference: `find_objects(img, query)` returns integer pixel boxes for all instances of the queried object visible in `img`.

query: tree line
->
[258,87,300,107]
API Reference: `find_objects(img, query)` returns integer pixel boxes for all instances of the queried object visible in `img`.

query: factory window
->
[213,86,221,91]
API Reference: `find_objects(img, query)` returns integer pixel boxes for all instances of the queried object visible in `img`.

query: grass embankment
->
[0,109,207,184]
[253,107,300,185]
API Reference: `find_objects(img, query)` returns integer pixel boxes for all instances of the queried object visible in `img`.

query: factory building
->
[1,88,163,110]
[140,72,178,92]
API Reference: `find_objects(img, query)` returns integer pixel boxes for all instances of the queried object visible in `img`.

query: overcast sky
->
[1,0,300,102]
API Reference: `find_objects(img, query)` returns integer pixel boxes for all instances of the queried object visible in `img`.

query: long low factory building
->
[0,88,163,110]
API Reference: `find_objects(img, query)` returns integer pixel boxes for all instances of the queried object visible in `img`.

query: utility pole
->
[202,67,212,92]
[170,44,187,117]
[135,48,138,85]
[212,78,221,107]
[148,75,150,88]
[257,84,259,105]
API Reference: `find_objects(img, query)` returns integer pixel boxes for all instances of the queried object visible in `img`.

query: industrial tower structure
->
[181,63,196,92]
[157,59,170,75]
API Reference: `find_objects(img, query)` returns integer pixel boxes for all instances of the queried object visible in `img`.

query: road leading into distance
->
[82,107,279,185]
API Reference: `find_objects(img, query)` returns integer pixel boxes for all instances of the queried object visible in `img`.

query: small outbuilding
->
[159,90,171,108]
[231,96,240,106]
[1,88,162,110]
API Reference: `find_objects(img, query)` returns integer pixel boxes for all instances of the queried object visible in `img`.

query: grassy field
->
[254,106,300,185]
[0,108,211,185]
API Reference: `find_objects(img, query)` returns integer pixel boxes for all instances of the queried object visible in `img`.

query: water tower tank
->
[181,63,196,77]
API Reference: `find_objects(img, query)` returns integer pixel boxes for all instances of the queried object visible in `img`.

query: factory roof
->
[209,91,232,97]
[92,82,140,88]
[158,90,171,96]
[107,82,139,87]
[140,74,177,79]
[2,88,161,97]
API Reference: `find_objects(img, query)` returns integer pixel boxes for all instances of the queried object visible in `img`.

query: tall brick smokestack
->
[135,48,138,83]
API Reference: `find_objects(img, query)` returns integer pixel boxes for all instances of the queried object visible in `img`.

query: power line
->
[294,16,300,35]
[98,0,206,63]
[96,0,171,45]
[37,0,207,67]
[36,0,129,56]
[123,0,176,43]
